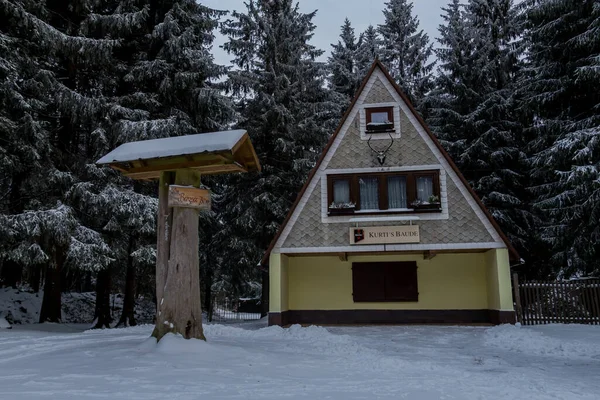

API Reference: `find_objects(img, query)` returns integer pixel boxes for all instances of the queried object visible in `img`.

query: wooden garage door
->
[352,261,418,302]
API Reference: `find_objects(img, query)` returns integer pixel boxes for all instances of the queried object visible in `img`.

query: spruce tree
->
[219,0,336,296]
[429,0,534,261]
[1,0,118,319]
[378,0,435,110]
[328,18,362,104]
[428,0,474,158]
[520,0,600,277]
[1,0,233,324]
[355,25,382,78]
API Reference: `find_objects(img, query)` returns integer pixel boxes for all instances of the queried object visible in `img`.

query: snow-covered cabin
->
[262,60,518,326]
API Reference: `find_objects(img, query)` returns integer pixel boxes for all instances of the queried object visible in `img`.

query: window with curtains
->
[327,170,440,215]
[359,177,379,210]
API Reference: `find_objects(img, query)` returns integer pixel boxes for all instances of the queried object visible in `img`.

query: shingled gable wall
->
[272,67,506,254]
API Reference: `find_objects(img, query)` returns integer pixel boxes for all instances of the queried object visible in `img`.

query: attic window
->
[366,107,394,133]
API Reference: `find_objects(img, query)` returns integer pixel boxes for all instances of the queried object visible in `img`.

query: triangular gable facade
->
[262,60,518,264]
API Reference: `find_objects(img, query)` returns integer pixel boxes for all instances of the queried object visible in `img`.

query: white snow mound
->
[484,324,600,359]
[0,316,11,329]
[154,333,212,355]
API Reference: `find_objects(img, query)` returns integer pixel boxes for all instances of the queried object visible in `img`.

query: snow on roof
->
[96,130,247,164]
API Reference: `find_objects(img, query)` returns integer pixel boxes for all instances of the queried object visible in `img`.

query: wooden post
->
[591,280,600,325]
[153,169,206,341]
[512,273,522,324]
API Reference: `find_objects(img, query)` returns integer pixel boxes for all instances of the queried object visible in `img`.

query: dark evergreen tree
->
[328,18,362,104]
[355,25,381,78]
[78,0,233,326]
[428,0,474,157]
[0,0,55,288]
[520,0,600,277]
[429,0,534,262]
[219,0,336,296]
[1,0,118,319]
[378,0,435,110]
[0,0,233,323]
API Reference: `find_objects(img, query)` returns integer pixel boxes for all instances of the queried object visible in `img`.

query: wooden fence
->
[513,275,600,325]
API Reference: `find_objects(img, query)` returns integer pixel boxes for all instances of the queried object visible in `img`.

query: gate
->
[207,293,262,322]
[513,274,600,325]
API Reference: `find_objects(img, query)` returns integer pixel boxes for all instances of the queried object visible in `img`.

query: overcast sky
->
[201,0,452,66]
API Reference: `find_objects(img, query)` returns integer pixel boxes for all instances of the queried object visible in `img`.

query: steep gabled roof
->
[261,60,519,265]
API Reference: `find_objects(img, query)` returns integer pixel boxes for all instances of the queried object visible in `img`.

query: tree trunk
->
[39,264,62,323]
[1,260,22,289]
[117,237,137,327]
[93,268,112,329]
[29,265,41,293]
[83,271,92,292]
[204,267,213,322]
[261,268,269,318]
[152,171,175,337]
[153,169,205,341]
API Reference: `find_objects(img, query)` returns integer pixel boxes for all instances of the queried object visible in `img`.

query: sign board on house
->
[168,185,211,210]
[349,225,420,245]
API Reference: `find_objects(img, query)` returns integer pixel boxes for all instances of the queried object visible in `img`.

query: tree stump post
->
[153,169,206,341]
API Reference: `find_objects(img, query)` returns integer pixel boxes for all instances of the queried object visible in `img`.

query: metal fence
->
[207,294,262,322]
[513,275,600,325]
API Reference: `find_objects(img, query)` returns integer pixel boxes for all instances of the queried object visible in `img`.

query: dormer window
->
[366,107,394,133]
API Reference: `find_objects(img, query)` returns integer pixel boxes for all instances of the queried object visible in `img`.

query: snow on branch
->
[1,0,117,64]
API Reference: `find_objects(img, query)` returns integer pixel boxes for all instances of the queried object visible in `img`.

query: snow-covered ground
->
[1,322,599,399]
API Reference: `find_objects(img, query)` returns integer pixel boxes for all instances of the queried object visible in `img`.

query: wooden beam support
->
[423,250,437,260]
[110,163,128,172]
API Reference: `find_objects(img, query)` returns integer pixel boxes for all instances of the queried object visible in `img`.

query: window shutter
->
[384,262,418,301]
[352,263,386,302]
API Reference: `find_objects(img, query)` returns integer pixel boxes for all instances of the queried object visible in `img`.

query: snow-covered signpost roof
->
[97,130,261,342]
[96,129,261,179]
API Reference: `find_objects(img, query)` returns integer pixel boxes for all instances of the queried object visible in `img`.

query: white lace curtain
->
[416,176,433,201]
[387,176,407,208]
[333,180,350,204]
[359,177,379,210]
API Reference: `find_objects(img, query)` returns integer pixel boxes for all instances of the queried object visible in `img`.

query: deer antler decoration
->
[367,132,394,166]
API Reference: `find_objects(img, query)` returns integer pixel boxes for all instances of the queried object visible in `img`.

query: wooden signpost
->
[168,186,211,210]
[97,130,261,342]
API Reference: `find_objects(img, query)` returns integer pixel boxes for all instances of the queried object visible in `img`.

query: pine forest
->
[1,0,599,325]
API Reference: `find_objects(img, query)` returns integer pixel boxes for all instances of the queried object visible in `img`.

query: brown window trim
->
[365,106,394,133]
[327,170,441,215]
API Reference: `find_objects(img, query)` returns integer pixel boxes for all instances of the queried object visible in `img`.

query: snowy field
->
[0,322,599,400]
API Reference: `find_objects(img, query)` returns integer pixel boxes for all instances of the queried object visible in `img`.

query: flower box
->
[411,198,441,211]
[328,202,356,215]
[412,203,441,211]
[366,122,394,133]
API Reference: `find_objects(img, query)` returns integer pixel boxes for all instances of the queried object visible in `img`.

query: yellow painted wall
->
[485,248,514,310]
[269,253,289,312]
[287,253,489,310]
